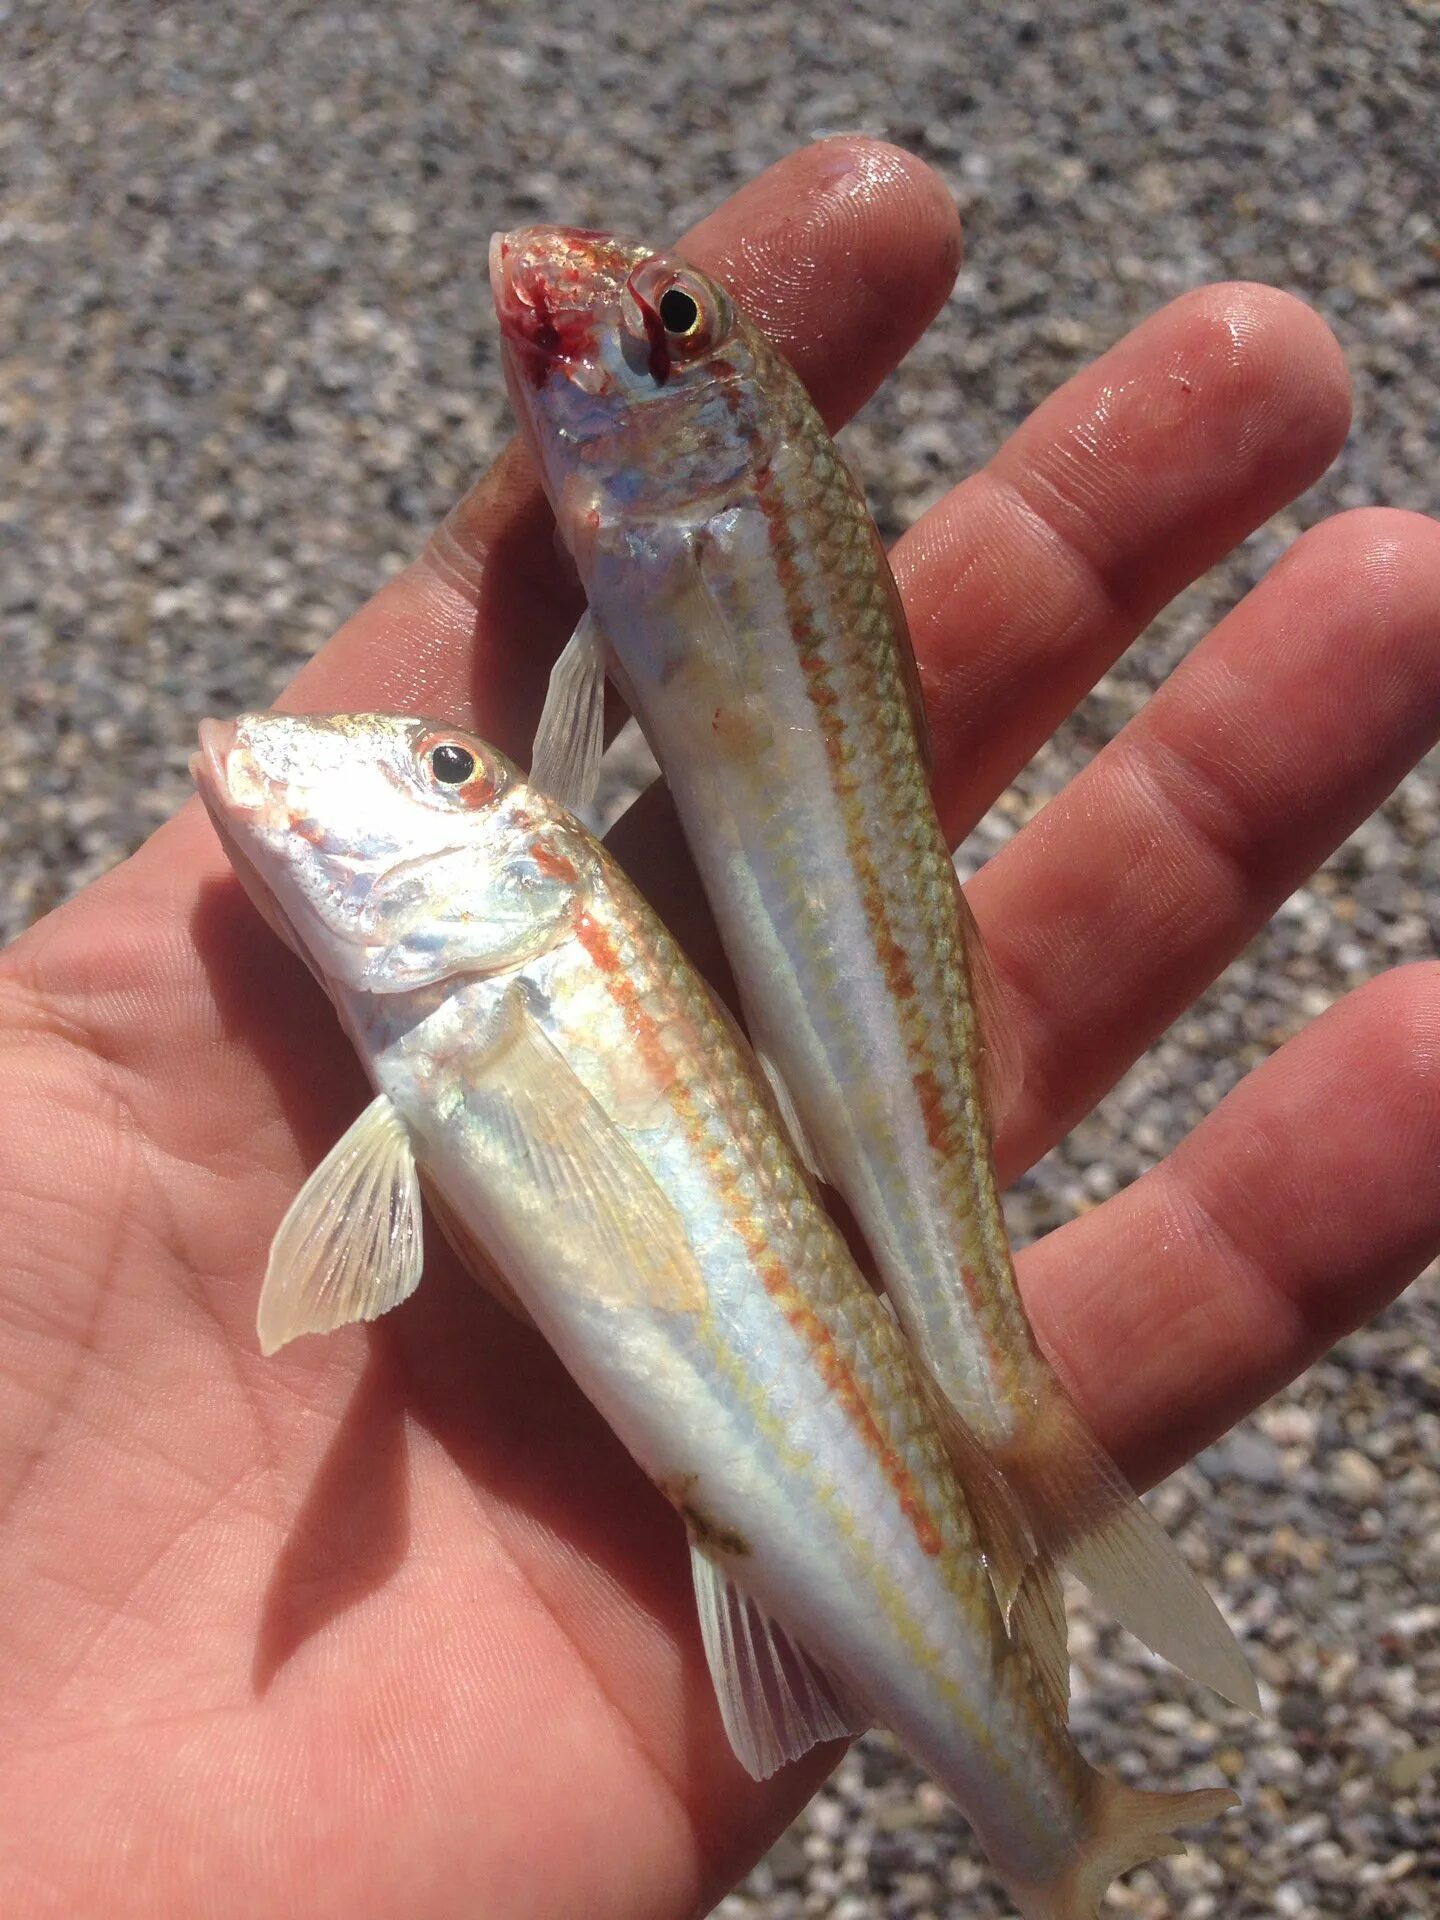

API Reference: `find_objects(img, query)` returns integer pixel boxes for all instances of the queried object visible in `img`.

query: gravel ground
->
[3,3,1437,1916]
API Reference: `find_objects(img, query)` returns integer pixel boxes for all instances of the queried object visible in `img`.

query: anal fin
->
[913,1367,1037,1625]
[1010,1558,1070,1717]
[690,1544,868,1779]
[914,1364,1073,1717]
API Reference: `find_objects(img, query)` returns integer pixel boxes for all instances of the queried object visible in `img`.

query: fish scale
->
[745,334,1036,1383]
[553,846,1045,1680]
[490,225,1256,1908]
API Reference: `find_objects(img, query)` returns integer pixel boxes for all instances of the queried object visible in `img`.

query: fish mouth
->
[191,715,317,970]
[490,224,648,376]
[190,715,241,806]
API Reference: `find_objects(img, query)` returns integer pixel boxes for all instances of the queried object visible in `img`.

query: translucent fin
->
[913,1366,1038,1624]
[690,1544,869,1779]
[258,1093,423,1356]
[471,990,705,1314]
[530,610,608,812]
[908,1316,1254,1713]
[1005,1775,1238,1920]
[951,865,1025,1131]
[1010,1559,1070,1717]
[1000,1380,1260,1715]
[753,1044,827,1183]
[914,1365,1070,1713]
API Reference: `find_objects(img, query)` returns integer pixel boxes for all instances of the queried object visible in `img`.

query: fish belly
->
[593,529,1024,1444]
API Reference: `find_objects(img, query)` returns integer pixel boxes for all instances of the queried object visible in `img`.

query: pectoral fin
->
[530,610,609,812]
[690,1545,869,1779]
[257,1093,424,1355]
[468,991,706,1314]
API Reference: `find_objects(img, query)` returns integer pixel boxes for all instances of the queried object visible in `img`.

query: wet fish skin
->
[492,227,1258,1718]
[194,710,1235,1920]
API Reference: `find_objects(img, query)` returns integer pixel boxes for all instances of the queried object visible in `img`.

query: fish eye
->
[659,285,702,338]
[429,741,477,784]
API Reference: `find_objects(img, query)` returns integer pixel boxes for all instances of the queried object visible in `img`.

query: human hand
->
[1,139,1436,1920]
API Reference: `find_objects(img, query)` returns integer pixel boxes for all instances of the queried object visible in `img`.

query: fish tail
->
[1004,1773,1238,1920]
[911,1342,1258,1713]
[995,1363,1260,1714]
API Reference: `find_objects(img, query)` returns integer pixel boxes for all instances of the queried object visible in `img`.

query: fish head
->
[491,225,775,523]
[192,712,593,994]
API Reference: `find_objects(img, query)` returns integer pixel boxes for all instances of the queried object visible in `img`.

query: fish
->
[490,225,1258,1716]
[194,710,1238,1920]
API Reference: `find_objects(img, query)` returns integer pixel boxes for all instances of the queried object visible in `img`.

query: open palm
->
[1,140,1437,1920]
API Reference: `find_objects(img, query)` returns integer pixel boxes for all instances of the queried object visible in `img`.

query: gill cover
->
[195,712,593,994]
[492,225,775,518]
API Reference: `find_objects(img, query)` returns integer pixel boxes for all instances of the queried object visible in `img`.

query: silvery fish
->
[194,710,1237,1920]
[491,227,1256,1714]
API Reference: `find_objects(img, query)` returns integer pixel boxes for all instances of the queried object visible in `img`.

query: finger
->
[891,282,1352,839]
[607,283,1351,981]
[973,507,1440,1177]
[282,138,962,762]
[1018,964,1440,1488]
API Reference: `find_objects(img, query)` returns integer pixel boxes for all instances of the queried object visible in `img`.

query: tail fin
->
[1000,1372,1259,1714]
[911,1336,1257,1713]
[1007,1774,1238,1920]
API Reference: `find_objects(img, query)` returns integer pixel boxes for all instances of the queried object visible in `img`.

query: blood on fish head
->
[489,227,648,387]
[491,224,776,521]
[193,712,594,997]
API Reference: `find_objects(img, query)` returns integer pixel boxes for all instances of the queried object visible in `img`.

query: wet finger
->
[891,282,1352,838]
[973,507,1440,1178]
[1018,964,1440,1487]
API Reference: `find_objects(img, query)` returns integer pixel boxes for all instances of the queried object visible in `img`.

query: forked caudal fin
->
[912,1340,1258,1714]
[1004,1774,1239,1920]
[998,1371,1259,1715]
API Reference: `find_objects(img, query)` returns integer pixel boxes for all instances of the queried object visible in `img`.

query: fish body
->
[195,711,1235,1920]
[492,228,1257,1715]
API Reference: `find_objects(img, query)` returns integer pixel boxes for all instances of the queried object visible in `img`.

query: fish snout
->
[191,713,277,818]
[490,225,650,370]
[191,715,240,802]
